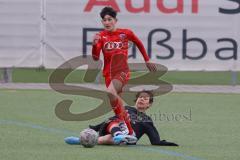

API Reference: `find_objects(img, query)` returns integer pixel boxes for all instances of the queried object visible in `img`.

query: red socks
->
[110,99,134,135]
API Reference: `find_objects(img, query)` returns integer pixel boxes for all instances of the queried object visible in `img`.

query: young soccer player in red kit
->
[92,7,157,143]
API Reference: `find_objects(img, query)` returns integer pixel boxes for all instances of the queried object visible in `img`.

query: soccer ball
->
[80,128,98,148]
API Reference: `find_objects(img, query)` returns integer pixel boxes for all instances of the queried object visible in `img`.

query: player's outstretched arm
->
[128,30,157,72]
[144,122,179,146]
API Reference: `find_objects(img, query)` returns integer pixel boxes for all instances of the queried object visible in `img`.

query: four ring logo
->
[104,41,128,50]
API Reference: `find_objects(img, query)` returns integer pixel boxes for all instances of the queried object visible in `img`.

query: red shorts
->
[105,53,130,87]
[104,71,130,88]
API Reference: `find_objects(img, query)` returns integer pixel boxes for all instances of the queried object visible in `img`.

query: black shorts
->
[90,117,119,136]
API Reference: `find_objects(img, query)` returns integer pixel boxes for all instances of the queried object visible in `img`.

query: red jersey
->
[92,28,149,77]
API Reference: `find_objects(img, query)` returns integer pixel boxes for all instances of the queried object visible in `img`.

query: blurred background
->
[0,0,239,84]
[1,1,240,160]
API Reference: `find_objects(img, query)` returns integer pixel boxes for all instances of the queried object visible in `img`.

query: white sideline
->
[1,83,240,94]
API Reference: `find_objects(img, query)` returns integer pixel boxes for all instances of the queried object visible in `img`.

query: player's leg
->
[64,135,114,145]
[98,134,114,144]
[64,120,117,145]
[98,133,137,145]
[93,120,127,145]
[64,119,137,145]
[106,120,137,144]
[106,77,134,135]
[106,53,135,134]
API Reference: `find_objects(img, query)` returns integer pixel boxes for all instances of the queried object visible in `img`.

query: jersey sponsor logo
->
[103,41,128,50]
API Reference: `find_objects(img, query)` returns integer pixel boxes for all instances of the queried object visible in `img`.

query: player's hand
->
[159,140,179,146]
[146,61,157,72]
[93,33,101,45]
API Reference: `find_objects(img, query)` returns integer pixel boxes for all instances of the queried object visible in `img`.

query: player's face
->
[135,93,151,112]
[101,15,117,32]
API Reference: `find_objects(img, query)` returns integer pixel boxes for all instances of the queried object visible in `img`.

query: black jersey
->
[125,106,162,145]
[90,106,178,146]
[89,106,178,146]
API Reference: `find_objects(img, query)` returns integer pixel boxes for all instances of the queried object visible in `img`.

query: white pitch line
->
[1,83,240,94]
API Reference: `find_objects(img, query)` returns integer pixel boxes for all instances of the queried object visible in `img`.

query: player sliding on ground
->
[91,7,157,143]
[65,90,178,146]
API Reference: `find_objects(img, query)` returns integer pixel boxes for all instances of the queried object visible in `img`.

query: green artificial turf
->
[0,89,239,160]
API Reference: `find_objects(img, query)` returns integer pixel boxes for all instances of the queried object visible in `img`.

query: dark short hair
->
[100,7,117,19]
[135,90,154,104]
